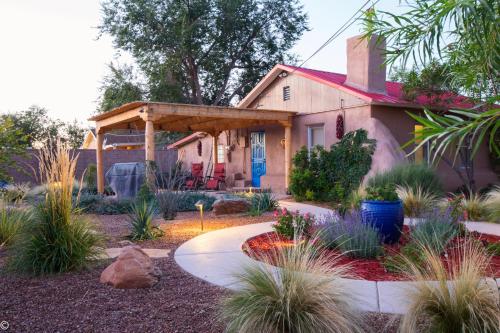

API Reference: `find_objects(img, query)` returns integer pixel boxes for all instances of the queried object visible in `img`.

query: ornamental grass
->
[220,239,364,333]
[400,240,500,333]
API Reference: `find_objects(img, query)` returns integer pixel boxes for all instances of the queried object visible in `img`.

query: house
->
[168,35,497,193]
[81,129,145,150]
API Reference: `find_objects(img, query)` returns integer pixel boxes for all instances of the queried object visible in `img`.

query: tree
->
[9,106,62,148]
[99,0,308,106]
[63,120,87,149]
[363,1,500,191]
[98,63,144,113]
[0,116,28,181]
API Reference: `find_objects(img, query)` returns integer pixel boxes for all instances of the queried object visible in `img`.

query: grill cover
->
[105,162,146,199]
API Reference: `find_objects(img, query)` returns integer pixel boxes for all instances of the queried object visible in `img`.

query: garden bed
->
[243,227,500,281]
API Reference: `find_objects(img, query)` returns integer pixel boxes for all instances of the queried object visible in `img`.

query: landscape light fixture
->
[195,200,204,231]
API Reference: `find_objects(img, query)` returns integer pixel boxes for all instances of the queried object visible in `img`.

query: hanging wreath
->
[197,140,202,156]
[336,114,344,139]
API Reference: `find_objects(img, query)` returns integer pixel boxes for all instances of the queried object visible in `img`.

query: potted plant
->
[361,184,403,244]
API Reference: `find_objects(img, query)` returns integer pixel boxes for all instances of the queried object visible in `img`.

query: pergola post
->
[96,131,105,194]
[284,124,292,192]
[212,131,219,165]
[145,119,155,162]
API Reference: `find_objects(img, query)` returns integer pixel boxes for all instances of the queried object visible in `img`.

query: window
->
[217,144,225,163]
[414,125,430,164]
[307,125,325,150]
[283,86,290,101]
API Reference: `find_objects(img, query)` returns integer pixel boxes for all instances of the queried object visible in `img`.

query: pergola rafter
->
[89,101,296,193]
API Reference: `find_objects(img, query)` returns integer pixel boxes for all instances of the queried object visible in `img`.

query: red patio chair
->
[185,162,204,190]
[205,163,225,191]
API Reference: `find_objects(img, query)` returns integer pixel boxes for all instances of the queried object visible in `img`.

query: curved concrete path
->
[175,200,500,314]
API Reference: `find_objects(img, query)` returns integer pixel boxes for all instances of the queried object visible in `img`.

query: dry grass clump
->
[9,141,102,274]
[220,240,365,333]
[483,186,500,223]
[400,241,500,333]
[396,185,437,217]
[461,193,487,221]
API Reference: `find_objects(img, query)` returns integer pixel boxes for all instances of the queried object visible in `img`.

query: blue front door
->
[251,132,266,187]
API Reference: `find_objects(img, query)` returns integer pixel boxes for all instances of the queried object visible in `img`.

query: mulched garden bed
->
[243,227,500,281]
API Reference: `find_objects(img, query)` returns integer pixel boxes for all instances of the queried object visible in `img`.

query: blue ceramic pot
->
[361,200,404,244]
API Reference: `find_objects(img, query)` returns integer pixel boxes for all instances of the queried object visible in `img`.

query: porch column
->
[96,131,105,194]
[145,119,155,162]
[284,124,292,191]
[212,131,219,165]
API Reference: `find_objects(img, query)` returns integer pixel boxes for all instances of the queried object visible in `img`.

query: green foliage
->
[485,242,500,256]
[97,63,143,112]
[319,212,383,259]
[76,194,133,215]
[221,241,363,333]
[0,116,28,181]
[156,191,178,220]
[383,242,426,273]
[461,193,487,221]
[99,0,308,106]
[367,163,443,196]
[137,182,155,204]
[128,200,163,241]
[248,192,278,216]
[364,184,399,201]
[1,183,30,204]
[0,207,31,248]
[484,186,500,223]
[175,192,216,212]
[64,120,87,149]
[396,185,438,217]
[272,208,314,240]
[9,143,102,275]
[410,211,459,254]
[290,129,376,202]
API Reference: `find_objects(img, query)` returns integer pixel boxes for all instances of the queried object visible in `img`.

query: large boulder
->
[212,198,250,215]
[100,246,161,289]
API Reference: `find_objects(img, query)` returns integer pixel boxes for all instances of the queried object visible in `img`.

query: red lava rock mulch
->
[244,228,500,281]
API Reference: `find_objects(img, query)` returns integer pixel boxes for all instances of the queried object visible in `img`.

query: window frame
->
[307,124,325,151]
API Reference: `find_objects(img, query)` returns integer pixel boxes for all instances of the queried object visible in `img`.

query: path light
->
[195,200,204,231]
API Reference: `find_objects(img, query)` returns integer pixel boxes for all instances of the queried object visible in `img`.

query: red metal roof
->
[282,65,474,109]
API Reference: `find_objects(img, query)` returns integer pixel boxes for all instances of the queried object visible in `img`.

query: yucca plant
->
[9,141,102,274]
[221,240,365,333]
[400,241,500,333]
[0,205,31,248]
[249,192,279,216]
[483,186,500,223]
[396,185,437,218]
[461,193,487,221]
[129,200,163,240]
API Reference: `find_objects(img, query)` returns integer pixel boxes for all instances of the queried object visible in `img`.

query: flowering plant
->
[272,208,315,240]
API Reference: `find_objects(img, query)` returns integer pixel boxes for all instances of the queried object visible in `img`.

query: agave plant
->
[221,240,365,333]
[129,200,163,241]
[400,240,500,333]
[396,185,437,218]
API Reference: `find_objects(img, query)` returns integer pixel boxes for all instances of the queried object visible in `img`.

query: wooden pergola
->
[88,102,296,193]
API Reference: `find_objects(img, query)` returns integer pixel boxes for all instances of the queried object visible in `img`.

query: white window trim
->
[307,124,325,150]
[217,144,225,163]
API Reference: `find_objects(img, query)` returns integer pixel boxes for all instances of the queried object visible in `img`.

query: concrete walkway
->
[175,200,500,314]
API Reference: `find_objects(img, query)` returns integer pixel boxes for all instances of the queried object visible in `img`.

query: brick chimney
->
[345,35,386,94]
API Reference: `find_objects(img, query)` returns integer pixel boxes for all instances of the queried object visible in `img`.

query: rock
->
[100,246,161,289]
[212,199,250,215]
[118,240,135,247]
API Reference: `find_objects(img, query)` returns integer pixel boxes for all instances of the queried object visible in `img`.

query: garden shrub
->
[176,192,216,212]
[272,208,314,240]
[137,182,155,204]
[364,184,399,201]
[289,129,376,202]
[156,191,178,220]
[461,192,487,221]
[248,192,278,216]
[128,200,163,240]
[221,241,364,333]
[76,194,133,215]
[483,185,500,223]
[399,242,499,333]
[383,242,426,273]
[367,163,443,196]
[9,143,102,274]
[410,210,459,254]
[0,206,31,248]
[396,185,437,217]
[0,183,30,204]
[319,211,383,259]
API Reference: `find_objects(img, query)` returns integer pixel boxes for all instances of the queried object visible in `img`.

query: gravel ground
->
[0,211,401,332]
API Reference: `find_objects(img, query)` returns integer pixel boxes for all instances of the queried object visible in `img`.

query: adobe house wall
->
[371,105,498,191]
